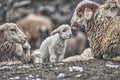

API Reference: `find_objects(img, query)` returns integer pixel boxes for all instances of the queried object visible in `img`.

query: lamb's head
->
[0,23,27,44]
[71,0,100,29]
[51,24,72,39]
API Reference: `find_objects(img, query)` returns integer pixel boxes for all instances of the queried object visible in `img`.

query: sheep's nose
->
[21,37,27,44]
[24,37,27,40]
[21,40,26,44]
[70,34,72,37]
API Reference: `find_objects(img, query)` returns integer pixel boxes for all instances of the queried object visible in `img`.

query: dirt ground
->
[0,0,119,80]
[0,59,120,80]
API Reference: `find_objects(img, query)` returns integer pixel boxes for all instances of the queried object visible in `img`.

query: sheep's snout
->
[21,39,27,44]
[69,33,72,38]
[67,30,73,39]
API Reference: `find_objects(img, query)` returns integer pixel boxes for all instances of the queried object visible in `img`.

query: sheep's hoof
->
[102,54,111,60]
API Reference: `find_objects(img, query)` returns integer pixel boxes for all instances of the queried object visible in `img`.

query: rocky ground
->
[0,0,119,80]
[0,59,120,80]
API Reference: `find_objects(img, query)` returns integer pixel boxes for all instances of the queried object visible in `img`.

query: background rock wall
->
[0,0,105,27]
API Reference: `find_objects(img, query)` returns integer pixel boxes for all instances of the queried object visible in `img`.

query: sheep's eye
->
[10,29,17,32]
[62,30,66,32]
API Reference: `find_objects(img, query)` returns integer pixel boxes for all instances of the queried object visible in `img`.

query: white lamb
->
[36,24,72,63]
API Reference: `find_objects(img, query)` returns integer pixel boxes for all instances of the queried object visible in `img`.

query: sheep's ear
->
[0,26,5,33]
[51,28,60,35]
[84,8,93,20]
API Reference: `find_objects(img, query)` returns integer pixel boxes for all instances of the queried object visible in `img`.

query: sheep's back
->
[100,18,120,57]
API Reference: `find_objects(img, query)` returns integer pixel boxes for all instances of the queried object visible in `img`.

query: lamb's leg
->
[50,53,57,62]
[40,52,46,63]
[49,45,57,62]
[58,53,64,62]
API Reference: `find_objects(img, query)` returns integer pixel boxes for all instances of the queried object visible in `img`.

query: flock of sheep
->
[0,0,120,65]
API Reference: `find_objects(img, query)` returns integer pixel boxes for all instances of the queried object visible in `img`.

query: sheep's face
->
[71,10,86,28]
[104,0,117,9]
[71,0,100,29]
[51,24,72,40]
[15,42,31,64]
[60,29,72,39]
[59,25,72,40]
[1,23,27,44]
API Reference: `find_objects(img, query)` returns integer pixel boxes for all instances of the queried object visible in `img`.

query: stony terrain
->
[0,0,105,27]
[0,0,119,80]
[0,59,120,80]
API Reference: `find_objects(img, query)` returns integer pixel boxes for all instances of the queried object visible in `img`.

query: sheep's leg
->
[62,55,80,62]
[34,57,40,63]
[58,53,64,62]
[50,53,57,62]
[48,45,57,62]
[111,56,120,62]
[63,48,94,62]
[40,52,46,63]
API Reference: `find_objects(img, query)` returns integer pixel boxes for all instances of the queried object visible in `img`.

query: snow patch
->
[49,65,53,67]
[0,66,12,70]
[29,74,34,78]
[22,65,31,68]
[57,63,64,65]
[17,65,31,69]
[36,78,41,80]
[105,61,119,68]
[9,77,14,80]
[14,76,20,79]
[36,75,39,77]
[57,73,65,78]
[55,67,58,69]
[25,77,29,80]
[9,76,20,80]
[76,74,81,78]
[68,66,83,72]
[2,75,6,78]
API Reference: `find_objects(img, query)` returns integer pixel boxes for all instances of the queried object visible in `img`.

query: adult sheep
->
[0,23,30,63]
[101,0,120,17]
[16,14,53,49]
[71,0,120,61]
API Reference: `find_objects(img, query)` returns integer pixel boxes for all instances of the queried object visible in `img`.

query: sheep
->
[16,13,53,49]
[65,29,89,58]
[101,0,120,17]
[71,0,120,61]
[30,49,50,63]
[30,49,41,63]
[31,29,89,62]
[0,23,31,64]
[63,48,94,62]
[33,24,72,63]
